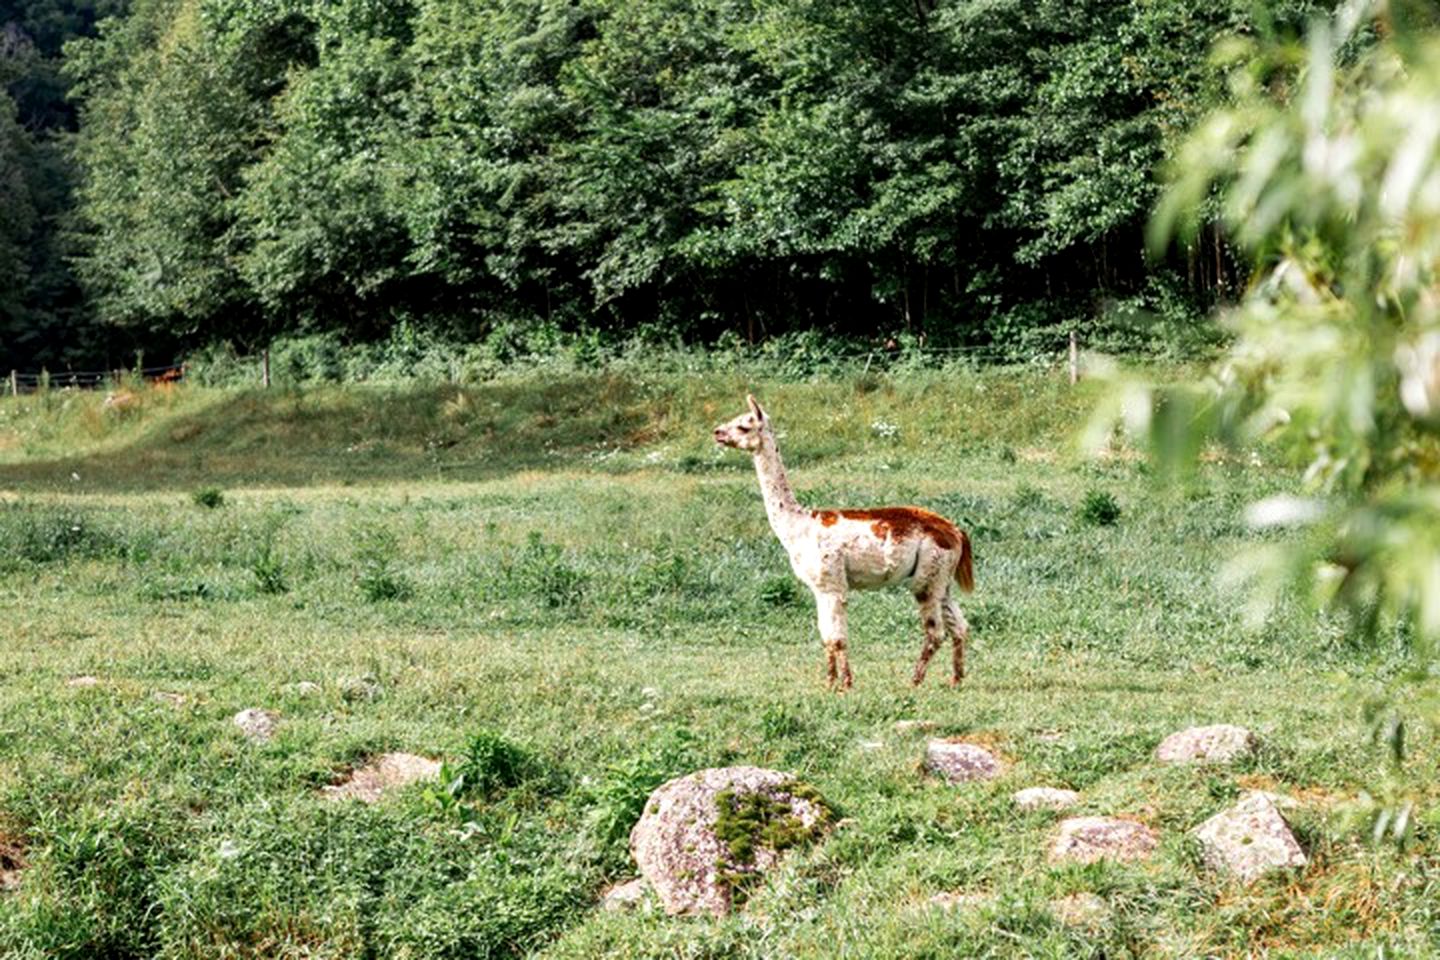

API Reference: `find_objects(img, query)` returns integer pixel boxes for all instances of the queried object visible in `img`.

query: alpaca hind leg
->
[814,591,852,692]
[943,593,970,687]
[910,595,946,686]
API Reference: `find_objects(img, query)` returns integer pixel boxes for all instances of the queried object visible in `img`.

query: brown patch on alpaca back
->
[814,510,839,526]
[838,507,962,551]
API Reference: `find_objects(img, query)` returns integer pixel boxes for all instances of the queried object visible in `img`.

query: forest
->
[2,0,1339,371]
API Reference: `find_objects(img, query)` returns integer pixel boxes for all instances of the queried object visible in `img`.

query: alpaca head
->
[713,394,770,451]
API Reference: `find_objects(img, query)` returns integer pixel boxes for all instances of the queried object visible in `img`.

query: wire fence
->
[4,364,186,395]
[5,334,1084,395]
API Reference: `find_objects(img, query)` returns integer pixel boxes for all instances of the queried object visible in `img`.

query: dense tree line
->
[3,0,1335,370]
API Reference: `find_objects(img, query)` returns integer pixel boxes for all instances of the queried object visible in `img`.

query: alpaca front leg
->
[911,597,946,686]
[814,591,853,691]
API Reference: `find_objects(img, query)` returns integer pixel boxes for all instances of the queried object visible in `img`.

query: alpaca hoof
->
[948,676,963,689]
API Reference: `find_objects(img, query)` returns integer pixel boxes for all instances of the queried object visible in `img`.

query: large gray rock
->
[1049,817,1158,864]
[1014,787,1081,812]
[925,740,1003,783]
[630,766,831,916]
[1194,792,1307,882]
[1156,724,1256,764]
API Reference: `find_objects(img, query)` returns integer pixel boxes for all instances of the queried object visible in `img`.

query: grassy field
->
[0,367,1435,958]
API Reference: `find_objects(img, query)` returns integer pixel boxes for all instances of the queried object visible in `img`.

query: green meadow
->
[0,367,1434,958]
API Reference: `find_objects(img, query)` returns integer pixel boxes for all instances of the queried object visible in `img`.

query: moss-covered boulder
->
[630,766,833,916]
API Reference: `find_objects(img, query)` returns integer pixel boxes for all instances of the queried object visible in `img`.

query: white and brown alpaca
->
[714,395,974,691]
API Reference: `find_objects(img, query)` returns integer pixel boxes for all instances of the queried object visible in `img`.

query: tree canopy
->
[3,0,1338,368]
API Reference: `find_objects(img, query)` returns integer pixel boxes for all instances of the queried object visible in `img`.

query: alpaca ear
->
[746,394,766,421]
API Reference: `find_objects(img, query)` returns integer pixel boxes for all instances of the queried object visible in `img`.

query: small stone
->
[1035,730,1065,743]
[153,691,186,707]
[1050,816,1158,864]
[65,676,100,688]
[1014,787,1081,812]
[233,708,279,742]
[292,681,322,697]
[858,739,884,751]
[600,878,650,912]
[1050,892,1109,929]
[1156,724,1256,764]
[1194,793,1307,883]
[340,675,383,702]
[928,891,989,911]
[894,720,938,733]
[927,892,996,915]
[925,740,1003,783]
[322,752,442,803]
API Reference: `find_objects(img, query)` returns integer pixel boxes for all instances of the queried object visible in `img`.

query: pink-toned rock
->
[629,766,831,916]
[1156,724,1256,764]
[1014,786,1081,811]
[925,740,1003,783]
[1049,817,1158,864]
[322,753,441,803]
[65,675,100,689]
[1194,793,1307,883]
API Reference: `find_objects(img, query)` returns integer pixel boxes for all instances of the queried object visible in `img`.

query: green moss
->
[711,780,833,905]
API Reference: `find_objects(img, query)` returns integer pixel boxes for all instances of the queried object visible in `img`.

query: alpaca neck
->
[752,433,805,539]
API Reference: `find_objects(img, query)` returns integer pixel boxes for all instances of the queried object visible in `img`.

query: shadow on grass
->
[0,377,661,493]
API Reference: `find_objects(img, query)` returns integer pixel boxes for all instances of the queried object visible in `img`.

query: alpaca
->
[714,395,973,691]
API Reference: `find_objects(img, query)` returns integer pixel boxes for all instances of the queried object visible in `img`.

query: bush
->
[1077,489,1121,527]
[509,532,585,609]
[354,527,413,602]
[192,487,224,509]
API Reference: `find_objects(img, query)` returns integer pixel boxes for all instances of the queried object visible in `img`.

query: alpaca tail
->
[954,530,974,594]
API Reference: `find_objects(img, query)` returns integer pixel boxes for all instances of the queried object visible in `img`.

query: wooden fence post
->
[262,348,271,388]
[1068,331,1079,386]
[8,370,16,397]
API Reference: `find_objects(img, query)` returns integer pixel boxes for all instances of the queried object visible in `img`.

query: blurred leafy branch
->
[1091,0,1440,841]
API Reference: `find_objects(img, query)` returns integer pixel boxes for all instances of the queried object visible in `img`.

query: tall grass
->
[0,366,1431,958]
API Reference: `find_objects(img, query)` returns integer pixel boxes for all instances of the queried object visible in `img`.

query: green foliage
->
[249,542,287,595]
[191,486,224,509]
[581,728,698,863]
[509,531,586,609]
[353,525,413,602]
[1103,0,1440,841]
[43,0,1345,364]
[758,574,802,607]
[428,730,542,822]
[1077,489,1122,527]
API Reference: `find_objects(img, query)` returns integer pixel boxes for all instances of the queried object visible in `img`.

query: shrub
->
[758,575,802,607]
[509,532,585,609]
[581,728,698,863]
[1077,489,1121,527]
[427,730,542,822]
[354,527,413,602]
[192,487,224,509]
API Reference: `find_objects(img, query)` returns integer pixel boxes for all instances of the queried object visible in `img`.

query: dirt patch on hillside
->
[321,752,441,803]
[0,832,27,892]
